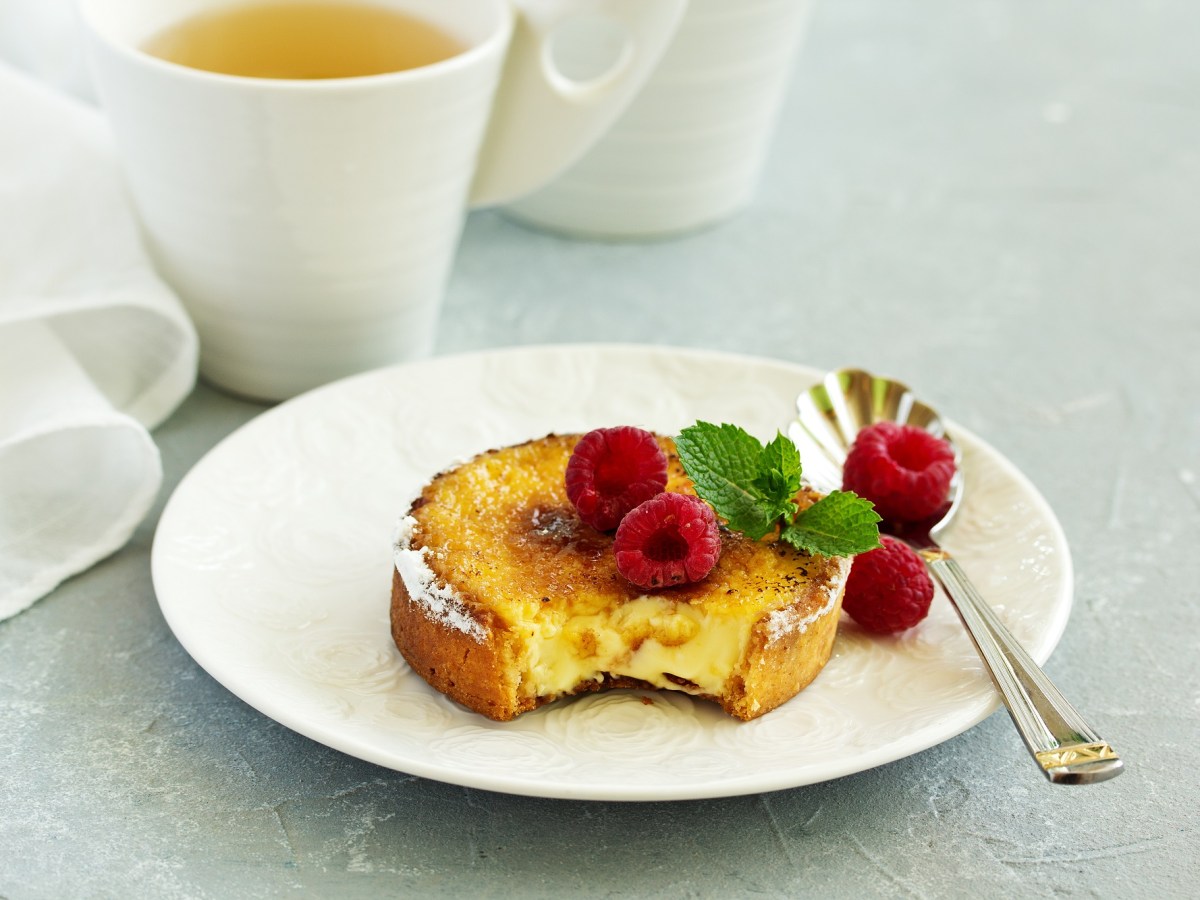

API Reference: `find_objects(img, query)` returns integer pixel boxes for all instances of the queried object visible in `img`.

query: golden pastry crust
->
[390,434,849,721]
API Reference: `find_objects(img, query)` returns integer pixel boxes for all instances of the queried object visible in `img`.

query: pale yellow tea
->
[142,2,466,79]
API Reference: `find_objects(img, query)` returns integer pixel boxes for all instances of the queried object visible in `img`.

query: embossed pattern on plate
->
[152,345,1073,800]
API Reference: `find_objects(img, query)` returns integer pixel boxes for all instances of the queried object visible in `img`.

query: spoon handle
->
[919,548,1123,784]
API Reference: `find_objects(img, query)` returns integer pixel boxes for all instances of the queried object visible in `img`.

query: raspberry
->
[565,426,669,531]
[842,421,956,523]
[613,493,721,590]
[842,536,934,634]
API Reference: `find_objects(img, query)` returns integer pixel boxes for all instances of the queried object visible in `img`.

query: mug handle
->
[468,0,687,207]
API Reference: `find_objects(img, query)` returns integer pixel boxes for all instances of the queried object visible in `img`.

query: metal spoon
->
[790,368,1123,785]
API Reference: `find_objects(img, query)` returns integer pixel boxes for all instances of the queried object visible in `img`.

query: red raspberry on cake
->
[613,492,721,590]
[565,426,669,531]
[842,536,933,634]
[842,421,955,524]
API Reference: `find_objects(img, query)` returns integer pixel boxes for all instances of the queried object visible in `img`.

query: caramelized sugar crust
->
[391,434,849,721]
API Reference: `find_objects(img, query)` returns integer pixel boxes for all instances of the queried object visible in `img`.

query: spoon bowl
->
[790,368,963,545]
[791,368,1123,785]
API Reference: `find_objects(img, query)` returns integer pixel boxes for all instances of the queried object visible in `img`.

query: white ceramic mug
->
[79,0,685,400]
[505,0,814,239]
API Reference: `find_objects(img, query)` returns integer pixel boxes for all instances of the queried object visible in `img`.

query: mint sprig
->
[675,421,881,557]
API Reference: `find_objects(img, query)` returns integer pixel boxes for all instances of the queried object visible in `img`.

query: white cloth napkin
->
[0,60,198,620]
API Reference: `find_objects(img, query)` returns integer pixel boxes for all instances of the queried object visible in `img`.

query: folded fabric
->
[0,61,197,620]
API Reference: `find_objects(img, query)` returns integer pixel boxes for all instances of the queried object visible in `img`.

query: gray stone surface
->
[2,0,1197,896]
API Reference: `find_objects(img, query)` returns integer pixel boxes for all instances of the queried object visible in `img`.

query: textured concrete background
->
[2,0,1198,896]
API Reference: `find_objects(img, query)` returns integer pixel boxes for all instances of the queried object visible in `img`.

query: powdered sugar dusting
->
[393,515,487,643]
[765,557,852,646]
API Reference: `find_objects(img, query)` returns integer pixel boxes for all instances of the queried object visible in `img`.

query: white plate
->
[153,344,1073,801]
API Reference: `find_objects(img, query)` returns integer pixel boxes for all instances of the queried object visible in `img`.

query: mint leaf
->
[675,422,776,539]
[756,432,802,522]
[780,491,882,556]
[760,431,802,489]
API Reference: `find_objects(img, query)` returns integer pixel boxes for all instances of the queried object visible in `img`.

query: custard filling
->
[521,596,753,699]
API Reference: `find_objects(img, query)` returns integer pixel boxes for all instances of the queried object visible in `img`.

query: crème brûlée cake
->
[390,433,851,721]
